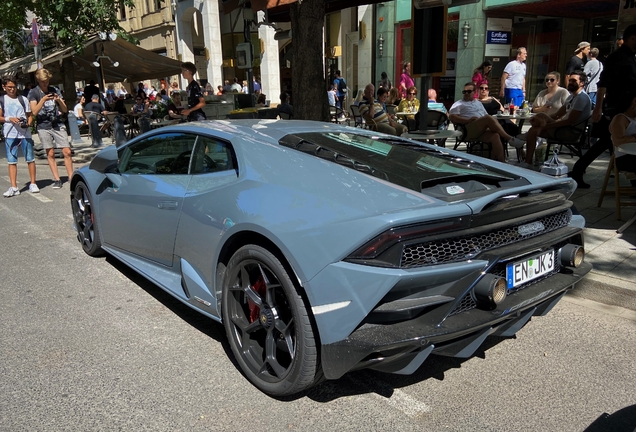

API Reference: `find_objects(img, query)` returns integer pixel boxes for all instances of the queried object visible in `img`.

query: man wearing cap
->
[565,42,590,83]
[568,24,636,188]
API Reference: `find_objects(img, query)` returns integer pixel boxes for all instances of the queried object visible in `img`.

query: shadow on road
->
[583,404,636,432]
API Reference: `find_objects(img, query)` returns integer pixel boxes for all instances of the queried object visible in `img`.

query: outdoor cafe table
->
[493,112,534,129]
[403,129,462,147]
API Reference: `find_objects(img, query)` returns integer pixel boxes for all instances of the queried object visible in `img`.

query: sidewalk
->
[13,129,636,311]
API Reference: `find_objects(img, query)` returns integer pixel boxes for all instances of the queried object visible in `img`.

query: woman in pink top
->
[399,62,414,98]
[472,60,492,98]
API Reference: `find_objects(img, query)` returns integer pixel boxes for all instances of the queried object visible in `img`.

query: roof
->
[0,35,183,83]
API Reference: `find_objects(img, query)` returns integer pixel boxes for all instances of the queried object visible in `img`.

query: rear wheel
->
[222,245,319,396]
[71,181,104,256]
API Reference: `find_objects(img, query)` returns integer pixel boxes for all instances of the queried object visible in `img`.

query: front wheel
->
[71,181,104,257]
[222,245,319,396]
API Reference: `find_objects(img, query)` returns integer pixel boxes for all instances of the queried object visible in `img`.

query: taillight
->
[347,217,468,260]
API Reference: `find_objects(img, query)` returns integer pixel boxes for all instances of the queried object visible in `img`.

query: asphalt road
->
[1,172,635,432]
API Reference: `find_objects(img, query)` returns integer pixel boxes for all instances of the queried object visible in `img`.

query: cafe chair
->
[543,115,592,161]
[596,153,636,221]
[452,122,492,159]
[349,105,366,128]
[329,106,347,124]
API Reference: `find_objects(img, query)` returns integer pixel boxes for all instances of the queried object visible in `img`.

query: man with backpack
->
[334,70,347,114]
[1,76,38,197]
[28,68,72,189]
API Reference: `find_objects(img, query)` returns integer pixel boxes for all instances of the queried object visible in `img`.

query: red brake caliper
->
[248,276,267,323]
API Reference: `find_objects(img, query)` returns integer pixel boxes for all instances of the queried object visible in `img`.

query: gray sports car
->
[70,120,591,396]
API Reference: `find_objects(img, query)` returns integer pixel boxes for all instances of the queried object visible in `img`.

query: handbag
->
[541,149,568,177]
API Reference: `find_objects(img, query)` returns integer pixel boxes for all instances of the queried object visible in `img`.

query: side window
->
[191,135,237,175]
[118,132,198,174]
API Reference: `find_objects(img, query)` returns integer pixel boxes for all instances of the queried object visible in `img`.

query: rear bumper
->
[321,261,591,380]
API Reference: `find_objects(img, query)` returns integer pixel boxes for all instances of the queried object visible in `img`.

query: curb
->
[569,272,636,312]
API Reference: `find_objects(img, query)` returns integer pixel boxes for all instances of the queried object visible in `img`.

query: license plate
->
[506,250,554,289]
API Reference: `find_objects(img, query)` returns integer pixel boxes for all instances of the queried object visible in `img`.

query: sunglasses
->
[462,90,474,94]
[408,93,416,95]
[480,87,489,90]
[4,86,16,89]
[545,78,556,82]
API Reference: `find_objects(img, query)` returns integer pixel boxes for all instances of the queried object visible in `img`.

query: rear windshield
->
[280,131,522,194]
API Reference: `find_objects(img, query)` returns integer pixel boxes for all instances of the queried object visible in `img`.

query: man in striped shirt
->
[359,84,407,136]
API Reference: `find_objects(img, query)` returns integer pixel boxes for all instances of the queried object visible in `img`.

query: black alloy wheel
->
[71,181,104,257]
[222,245,319,396]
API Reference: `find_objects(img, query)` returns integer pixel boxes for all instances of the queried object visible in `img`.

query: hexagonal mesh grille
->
[401,209,571,268]
[448,294,477,316]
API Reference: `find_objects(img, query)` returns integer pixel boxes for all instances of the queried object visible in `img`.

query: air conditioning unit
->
[414,0,480,9]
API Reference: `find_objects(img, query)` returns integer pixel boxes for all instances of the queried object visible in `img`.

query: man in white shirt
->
[499,47,527,107]
[1,76,38,197]
[449,82,524,162]
[583,47,603,107]
[512,71,591,169]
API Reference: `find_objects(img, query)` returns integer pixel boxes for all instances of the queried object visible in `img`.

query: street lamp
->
[1,29,31,56]
[462,21,471,48]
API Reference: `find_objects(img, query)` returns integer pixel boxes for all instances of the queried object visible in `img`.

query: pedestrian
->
[608,89,636,184]
[334,70,347,112]
[327,85,337,107]
[1,76,38,197]
[583,48,603,107]
[379,71,392,91]
[566,42,590,83]
[472,60,492,98]
[180,62,206,121]
[398,62,414,99]
[28,68,72,189]
[499,47,527,106]
[569,24,636,188]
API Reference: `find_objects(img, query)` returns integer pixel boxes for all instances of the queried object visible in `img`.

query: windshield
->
[280,131,517,194]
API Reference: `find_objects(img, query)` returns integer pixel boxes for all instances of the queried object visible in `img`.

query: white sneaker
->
[3,187,20,197]
[29,183,40,193]
[508,137,526,149]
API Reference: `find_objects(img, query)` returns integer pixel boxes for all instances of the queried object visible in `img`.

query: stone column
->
[198,0,223,90]
[455,3,486,101]
[258,11,281,103]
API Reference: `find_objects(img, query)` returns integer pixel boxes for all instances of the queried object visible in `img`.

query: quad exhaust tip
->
[559,244,584,268]
[474,274,507,308]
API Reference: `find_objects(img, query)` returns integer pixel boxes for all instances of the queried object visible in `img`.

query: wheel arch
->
[215,230,323,346]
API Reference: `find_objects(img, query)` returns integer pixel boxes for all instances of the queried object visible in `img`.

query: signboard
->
[487,31,511,45]
[485,18,512,58]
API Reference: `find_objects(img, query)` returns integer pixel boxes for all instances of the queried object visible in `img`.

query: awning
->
[0,35,183,83]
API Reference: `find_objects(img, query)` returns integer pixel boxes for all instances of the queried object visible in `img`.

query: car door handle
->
[158,201,179,210]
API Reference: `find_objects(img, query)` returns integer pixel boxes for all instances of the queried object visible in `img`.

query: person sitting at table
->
[359,83,407,136]
[397,86,420,114]
[609,89,636,185]
[216,85,223,96]
[131,95,151,116]
[531,71,570,116]
[255,93,267,108]
[277,92,294,117]
[427,89,447,113]
[167,91,186,120]
[113,94,127,114]
[449,82,525,163]
[478,84,520,138]
[73,96,86,126]
[388,87,401,107]
[353,89,364,106]
[512,71,591,169]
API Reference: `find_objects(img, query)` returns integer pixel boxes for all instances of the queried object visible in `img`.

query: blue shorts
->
[504,88,525,107]
[5,138,35,164]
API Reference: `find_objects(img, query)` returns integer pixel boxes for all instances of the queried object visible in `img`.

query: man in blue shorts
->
[499,47,527,107]
[1,76,38,197]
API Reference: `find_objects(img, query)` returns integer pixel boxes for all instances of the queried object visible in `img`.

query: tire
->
[222,245,319,396]
[71,181,104,257]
